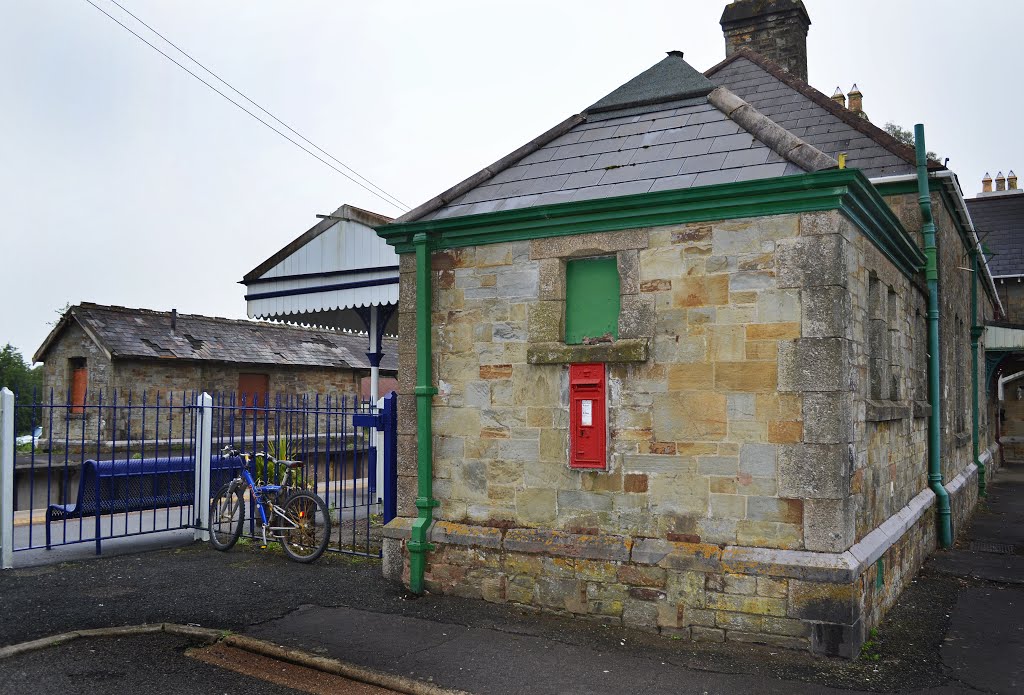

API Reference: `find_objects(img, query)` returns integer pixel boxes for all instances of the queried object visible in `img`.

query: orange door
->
[238,373,269,408]
[70,367,87,414]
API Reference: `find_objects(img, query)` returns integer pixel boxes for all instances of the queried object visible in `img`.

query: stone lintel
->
[527,339,649,365]
[864,399,911,422]
[530,229,649,260]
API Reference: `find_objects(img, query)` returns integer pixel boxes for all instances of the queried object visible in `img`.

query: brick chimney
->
[831,87,845,108]
[721,0,812,82]
[1010,171,1018,190]
[982,172,992,193]
[997,171,1006,192]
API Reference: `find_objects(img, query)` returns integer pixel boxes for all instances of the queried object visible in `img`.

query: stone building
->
[376,0,1000,657]
[968,173,1024,460]
[32,303,397,443]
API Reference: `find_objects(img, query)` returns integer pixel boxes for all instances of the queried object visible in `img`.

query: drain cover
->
[969,541,1017,554]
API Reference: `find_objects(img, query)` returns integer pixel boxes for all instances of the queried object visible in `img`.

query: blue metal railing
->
[6,389,397,559]
[208,392,385,557]
[11,388,200,554]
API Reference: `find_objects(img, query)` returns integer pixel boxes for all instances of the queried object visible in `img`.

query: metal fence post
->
[193,392,212,542]
[382,392,398,524]
[1,388,14,569]
[375,396,385,509]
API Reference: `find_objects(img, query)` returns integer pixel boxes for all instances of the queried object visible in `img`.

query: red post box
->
[569,363,607,469]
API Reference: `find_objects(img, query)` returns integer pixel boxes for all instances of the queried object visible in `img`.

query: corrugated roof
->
[967,191,1024,276]
[34,303,397,372]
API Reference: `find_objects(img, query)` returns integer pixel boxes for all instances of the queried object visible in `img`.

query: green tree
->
[0,344,44,435]
[883,122,940,162]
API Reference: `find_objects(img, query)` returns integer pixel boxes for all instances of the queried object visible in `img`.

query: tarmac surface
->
[3,462,1024,694]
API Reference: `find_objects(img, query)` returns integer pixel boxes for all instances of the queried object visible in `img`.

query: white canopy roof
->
[243,204,399,334]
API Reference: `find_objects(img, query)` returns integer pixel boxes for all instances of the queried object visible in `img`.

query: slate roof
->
[404,49,929,224]
[34,303,398,372]
[966,191,1024,276]
[421,53,807,222]
[706,50,922,178]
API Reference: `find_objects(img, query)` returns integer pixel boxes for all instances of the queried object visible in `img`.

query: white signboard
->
[581,399,593,426]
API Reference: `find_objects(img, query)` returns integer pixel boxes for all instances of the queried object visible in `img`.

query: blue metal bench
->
[45,454,242,549]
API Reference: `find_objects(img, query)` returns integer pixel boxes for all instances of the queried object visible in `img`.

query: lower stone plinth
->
[381,452,991,658]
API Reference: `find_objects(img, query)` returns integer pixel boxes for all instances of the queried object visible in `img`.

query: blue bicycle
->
[208,446,331,563]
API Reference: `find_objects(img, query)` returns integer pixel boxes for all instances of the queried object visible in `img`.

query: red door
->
[238,373,269,408]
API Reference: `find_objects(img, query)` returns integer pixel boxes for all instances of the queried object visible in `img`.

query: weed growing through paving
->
[860,628,882,661]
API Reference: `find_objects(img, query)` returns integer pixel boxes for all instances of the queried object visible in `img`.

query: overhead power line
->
[106,0,408,212]
[81,0,409,213]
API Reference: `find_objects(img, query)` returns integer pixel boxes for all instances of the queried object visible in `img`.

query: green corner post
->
[409,232,439,594]
[970,247,986,497]
[916,123,953,548]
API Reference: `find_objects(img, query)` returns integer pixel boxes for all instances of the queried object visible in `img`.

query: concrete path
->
[929,460,1024,694]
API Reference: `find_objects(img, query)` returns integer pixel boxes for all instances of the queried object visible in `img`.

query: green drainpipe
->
[916,124,953,549]
[970,248,986,497]
[409,232,438,594]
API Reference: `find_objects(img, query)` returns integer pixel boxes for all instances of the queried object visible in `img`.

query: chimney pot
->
[831,87,846,108]
[982,172,993,193]
[721,0,812,82]
[171,308,177,331]
[997,171,1007,192]
[847,83,867,120]
[1009,170,1018,190]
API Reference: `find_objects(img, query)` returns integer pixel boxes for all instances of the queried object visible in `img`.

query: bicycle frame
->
[228,460,301,542]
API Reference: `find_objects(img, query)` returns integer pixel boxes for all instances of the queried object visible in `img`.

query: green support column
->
[408,232,438,594]
[970,249,986,496]
[916,124,953,549]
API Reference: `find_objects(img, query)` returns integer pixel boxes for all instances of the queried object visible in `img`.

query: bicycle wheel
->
[209,483,244,551]
[278,491,331,563]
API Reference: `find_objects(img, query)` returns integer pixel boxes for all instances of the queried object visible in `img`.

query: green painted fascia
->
[376,169,925,280]
[839,174,926,278]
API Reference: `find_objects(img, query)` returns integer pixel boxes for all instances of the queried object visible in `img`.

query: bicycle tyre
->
[278,491,331,563]
[209,483,244,551]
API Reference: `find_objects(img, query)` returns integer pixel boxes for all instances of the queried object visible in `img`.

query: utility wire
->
[81,0,409,213]
[107,0,408,212]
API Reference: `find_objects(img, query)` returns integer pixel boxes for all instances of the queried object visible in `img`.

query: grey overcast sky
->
[2,0,1022,362]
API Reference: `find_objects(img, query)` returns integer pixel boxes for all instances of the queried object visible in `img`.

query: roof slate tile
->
[51,304,398,372]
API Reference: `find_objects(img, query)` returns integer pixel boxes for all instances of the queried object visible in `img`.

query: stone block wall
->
[386,193,997,656]
[39,322,114,442]
[422,214,824,551]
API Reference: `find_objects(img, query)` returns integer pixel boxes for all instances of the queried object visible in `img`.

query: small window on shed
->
[69,357,87,414]
[565,257,620,345]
